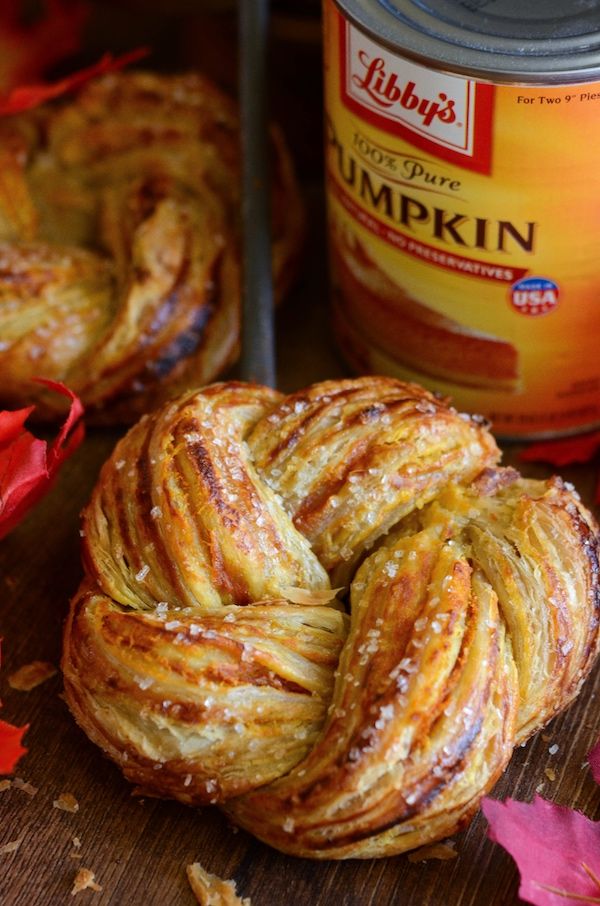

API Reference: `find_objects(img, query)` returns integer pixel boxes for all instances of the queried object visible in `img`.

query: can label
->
[325,0,600,437]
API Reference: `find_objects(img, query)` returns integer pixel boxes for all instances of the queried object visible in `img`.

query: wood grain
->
[1,198,599,906]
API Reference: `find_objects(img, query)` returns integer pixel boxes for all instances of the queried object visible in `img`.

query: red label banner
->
[339,12,495,175]
[329,174,529,285]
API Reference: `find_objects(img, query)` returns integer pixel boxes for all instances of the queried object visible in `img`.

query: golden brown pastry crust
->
[186,863,251,906]
[62,376,600,859]
[0,72,304,423]
[228,471,600,858]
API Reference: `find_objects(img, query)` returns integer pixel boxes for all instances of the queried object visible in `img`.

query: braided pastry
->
[0,71,303,422]
[63,376,600,859]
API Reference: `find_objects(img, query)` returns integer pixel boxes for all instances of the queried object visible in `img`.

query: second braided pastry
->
[0,70,303,422]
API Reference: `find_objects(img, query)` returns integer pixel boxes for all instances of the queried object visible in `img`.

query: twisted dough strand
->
[0,72,303,422]
[229,474,599,857]
[63,377,600,858]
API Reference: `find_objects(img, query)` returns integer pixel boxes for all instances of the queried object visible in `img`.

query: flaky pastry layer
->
[0,71,304,422]
[62,376,600,858]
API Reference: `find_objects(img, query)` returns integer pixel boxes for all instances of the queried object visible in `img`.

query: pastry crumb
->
[0,837,23,855]
[71,868,102,895]
[186,862,251,905]
[8,661,57,691]
[54,792,79,813]
[12,778,38,797]
[544,767,557,782]
[281,586,343,606]
[0,780,12,792]
[407,841,457,862]
[70,836,83,858]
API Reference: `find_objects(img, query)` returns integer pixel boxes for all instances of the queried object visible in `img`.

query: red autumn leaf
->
[0,718,28,775]
[0,0,90,92]
[482,795,600,905]
[520,431,600,509]
[0,46,150,116]
[520,432,600,468]
[0,642,27,775]
[0,380,84,540]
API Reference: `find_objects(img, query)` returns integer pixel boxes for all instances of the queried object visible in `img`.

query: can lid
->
[339,0,600,82]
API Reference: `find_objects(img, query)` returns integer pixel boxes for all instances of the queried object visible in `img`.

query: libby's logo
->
[339,15,494,174]
[352,53,457,129]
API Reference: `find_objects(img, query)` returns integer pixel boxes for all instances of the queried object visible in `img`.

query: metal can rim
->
[335,0,600,84]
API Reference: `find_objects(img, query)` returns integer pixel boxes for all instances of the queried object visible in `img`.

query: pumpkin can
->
[324,0,600,438]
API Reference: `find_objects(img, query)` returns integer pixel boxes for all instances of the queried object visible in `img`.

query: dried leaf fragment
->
[53,792,79,813]
[186,863,251,906]
[71,869,102,896]
[8,661,57,692]
[407,841,458,862]
[0,837,23,855]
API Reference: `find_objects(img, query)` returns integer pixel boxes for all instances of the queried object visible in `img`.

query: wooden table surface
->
[1,201,599,906]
